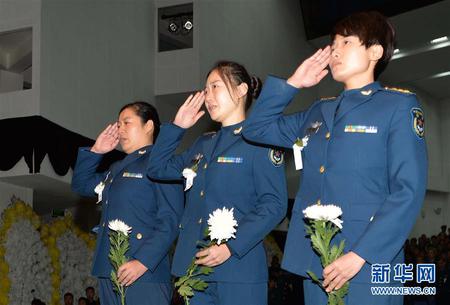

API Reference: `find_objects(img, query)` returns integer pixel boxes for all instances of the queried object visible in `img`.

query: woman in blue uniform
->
[243,11,427,305]
[72,102,183,305]
[147,61,287,305]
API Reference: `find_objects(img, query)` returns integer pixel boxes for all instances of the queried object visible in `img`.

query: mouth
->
[206,104,218,113]
[330,62,342,70]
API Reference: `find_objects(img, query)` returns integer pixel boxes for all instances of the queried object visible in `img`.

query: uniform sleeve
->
[71,147,107,197]
[132,180,184,272]
[351,94,428,264]
[243,76,310,149]
[226,147,288,258]
[147,123,198,181]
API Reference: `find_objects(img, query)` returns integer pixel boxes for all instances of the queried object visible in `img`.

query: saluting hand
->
[117,259,148,286]
[322,251,366,292]
[91,123,119,154]
[287,46,331,89]
[173,91,205,129]
[195,244,231,267]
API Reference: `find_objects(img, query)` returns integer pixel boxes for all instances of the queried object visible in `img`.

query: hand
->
[322,252,366,292]
[287,46,331,89]
[173,91,205,129]
[194,244,231,267]
[91,123,119,154]
[118,259,148,286]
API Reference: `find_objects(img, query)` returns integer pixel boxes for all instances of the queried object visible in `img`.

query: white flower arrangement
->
[5,220,53,305]
[57,231,97,300]
[176,207,238,305]
[303,203,348,305]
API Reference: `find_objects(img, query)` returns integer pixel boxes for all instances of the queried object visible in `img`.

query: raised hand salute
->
[90,123,119,154]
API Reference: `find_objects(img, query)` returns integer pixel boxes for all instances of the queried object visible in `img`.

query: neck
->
[221,110,246,127]
[344,73,375,90]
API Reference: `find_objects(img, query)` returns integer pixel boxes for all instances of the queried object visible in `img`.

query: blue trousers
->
[98,278,172,305]
[190,281,268,305]
[304,279,404,305]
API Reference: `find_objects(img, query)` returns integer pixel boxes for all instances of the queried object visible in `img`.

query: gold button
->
[200,190,204,197]
[136,233,143,240]
[316,199,321,205]
[198,218,202,224]
[203,163,208,169]
[319,166,325,173]
[325,132,331,139]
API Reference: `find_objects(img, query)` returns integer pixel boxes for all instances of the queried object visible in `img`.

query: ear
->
[144,119,154,135]
[369,44,383,61]
[236,82,249,99]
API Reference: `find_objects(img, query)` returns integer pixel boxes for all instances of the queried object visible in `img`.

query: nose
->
[331,48,340,59]
[205,88,213,102]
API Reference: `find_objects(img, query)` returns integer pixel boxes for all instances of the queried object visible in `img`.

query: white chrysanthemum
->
[207,207,238,244]
[5,220,53,305]
[108,219,132,236]
[303,204,343,229]
[57,231,97,298]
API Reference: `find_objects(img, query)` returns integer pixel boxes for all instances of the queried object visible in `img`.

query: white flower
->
[303,204,343,229]
[182,168,197,191]
[207,207,238,244]
[108,219,132,236]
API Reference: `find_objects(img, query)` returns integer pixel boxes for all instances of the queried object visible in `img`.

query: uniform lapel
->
[335,82,383,124]
[202,132,220,163]
[320,97,341,132]
[111,147,150,177]
[211,132,241,162]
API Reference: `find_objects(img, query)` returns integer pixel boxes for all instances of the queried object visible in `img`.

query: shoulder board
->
[319,96,337,101]
[384,86,415,95]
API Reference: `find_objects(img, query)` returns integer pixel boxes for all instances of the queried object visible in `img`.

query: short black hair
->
[331,11,396,79]
[119,101,161,140]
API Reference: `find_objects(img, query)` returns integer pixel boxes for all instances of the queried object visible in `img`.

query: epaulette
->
[384,86,415,95]
[319,96,337,101]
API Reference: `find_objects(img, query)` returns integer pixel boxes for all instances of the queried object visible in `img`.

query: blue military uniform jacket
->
[72,145,184,282]
[147,122,287,283]
[243,76,427,283]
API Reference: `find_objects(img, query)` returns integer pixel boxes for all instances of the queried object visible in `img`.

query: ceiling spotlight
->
[183,20,193,31]
[430,36,448,44]
[168,20,180,34]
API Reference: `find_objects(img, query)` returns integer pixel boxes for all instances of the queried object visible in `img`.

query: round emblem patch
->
[411,107,424,138]
[269,149,284,167]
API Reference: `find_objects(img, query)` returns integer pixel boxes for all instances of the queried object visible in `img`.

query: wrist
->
[286,77,303,89]
[90,146,103,154]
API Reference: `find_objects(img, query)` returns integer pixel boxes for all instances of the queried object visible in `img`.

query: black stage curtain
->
[1,116,125,175]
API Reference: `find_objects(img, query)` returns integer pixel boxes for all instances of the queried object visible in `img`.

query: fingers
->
[118,264,136,286]
[194,111,206,123]
[317,68,329,82]
[183,94,194,107]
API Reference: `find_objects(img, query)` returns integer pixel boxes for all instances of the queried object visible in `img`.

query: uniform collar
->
[340,81,382,98]
[220,120,245,136]
[129,144,153,156]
